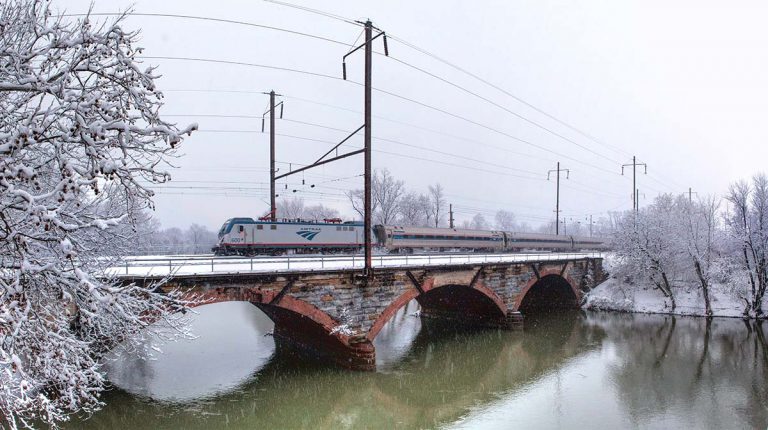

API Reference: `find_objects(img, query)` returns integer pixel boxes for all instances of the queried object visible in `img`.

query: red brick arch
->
[366,278,507,342]
[186,287,353,345]
[513,265,580,311]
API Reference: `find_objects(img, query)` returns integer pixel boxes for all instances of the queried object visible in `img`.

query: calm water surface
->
[67,302,768,429]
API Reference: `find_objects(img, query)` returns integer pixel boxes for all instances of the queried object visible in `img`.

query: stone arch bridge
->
[137,256,604,370]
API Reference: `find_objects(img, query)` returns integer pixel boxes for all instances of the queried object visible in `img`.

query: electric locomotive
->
[213,218,363,255]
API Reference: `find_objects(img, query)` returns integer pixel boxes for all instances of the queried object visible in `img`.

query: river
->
[66,302,768,429]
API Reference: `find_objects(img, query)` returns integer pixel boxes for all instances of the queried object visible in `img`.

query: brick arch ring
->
[187,288,355,347]
[512,266,580,312]
[365,279,507,342]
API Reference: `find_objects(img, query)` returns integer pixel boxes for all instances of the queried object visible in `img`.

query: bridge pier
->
[505,311,525,330]
[255,303,376,371]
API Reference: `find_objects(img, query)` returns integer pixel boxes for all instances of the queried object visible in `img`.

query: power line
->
[147,56,620,178]
[385,34,634,159]
[269,132,545,182]
[96,8,680,193]
[164,106,558,164]
[138,56,342,82]
[385,54,624,166]
[186,117,543,178]
[260,0,363,26]
[64,12,351,46]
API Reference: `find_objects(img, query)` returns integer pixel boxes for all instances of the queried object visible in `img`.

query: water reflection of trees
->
[586,313,768,429]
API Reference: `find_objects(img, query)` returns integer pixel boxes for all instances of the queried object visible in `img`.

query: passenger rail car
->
[374,225,504,252]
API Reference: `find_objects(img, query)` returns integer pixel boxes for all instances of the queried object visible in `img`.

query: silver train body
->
[374,226,608,253]
[213,218,364,255]
[212,218,608,256]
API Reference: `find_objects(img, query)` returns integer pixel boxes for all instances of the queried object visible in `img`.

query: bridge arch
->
[186,288,374,370]
[515,271,580,313]
[367,279,507,341]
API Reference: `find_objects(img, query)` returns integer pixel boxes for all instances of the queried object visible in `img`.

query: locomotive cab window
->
[238,226,244,232]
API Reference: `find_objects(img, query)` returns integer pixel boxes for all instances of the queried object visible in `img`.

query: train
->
[212,217,608,256]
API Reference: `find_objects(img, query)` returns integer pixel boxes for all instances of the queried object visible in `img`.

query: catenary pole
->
[269,90,276,221]
[622,156,647,213]
[548,162,569,235]
[363,20,373,276]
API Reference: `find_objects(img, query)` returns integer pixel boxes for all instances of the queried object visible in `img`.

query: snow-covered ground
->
[583,277,754,318]
[584,253,766,318]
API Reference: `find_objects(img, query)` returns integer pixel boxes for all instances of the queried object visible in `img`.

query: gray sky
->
[59,0,768,229]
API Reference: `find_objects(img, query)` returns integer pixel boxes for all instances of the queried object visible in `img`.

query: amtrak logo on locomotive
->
[296,229,320,241]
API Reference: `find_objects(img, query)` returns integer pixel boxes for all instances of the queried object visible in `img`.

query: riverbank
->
[583,276,767,318]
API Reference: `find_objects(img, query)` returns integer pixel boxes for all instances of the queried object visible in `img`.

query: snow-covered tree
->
[724,175,768,317]
[304,203,339,221]
[427,183,445,228]
[674,195,721,316]
[494,210,517,231]
[613,195,679,310]
[346,169,404,225]
[0,3,196,428]
[398,192,426,226]
[470,213,489,230]
[276,196,305,219]
[186,224,216,254]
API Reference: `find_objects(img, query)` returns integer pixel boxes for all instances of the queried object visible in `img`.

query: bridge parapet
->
[146,256,604,370]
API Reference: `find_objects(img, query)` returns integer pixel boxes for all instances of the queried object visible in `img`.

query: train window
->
[349,227,354,231]
[337,226,341,231]
[257,225,263,230]
[238,226,244,232]
[270,225,277,230]
[343,226,348,231]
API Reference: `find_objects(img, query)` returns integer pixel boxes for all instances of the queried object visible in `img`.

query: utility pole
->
[269,90,276,221]
[548,162,569,235]
[342,20,388,276]
[449,203,455,228]
[363,20,373,276]
[636,188,639,212]
[588,214,593,237]
[622,156,647,212]
[261,91,284,221]
[271,22,387,276]
[688,187,698,203]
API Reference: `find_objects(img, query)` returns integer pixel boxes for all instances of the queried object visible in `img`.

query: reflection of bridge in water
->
[133,255,605,370]
[78,310,606,429]
[72,310,768,429]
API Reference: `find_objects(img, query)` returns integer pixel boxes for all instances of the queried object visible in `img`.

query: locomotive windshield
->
[218,219,233,236]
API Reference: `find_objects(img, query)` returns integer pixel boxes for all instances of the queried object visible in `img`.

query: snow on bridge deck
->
[112,252,604,278]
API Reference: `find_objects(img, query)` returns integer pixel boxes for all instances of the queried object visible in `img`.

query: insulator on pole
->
[383,33,389,56]
[342,62,347,80]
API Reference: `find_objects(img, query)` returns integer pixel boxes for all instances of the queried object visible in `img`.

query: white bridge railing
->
[111,252,604,278]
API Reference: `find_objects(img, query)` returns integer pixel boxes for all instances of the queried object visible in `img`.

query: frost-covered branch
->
[0,2,196,428]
